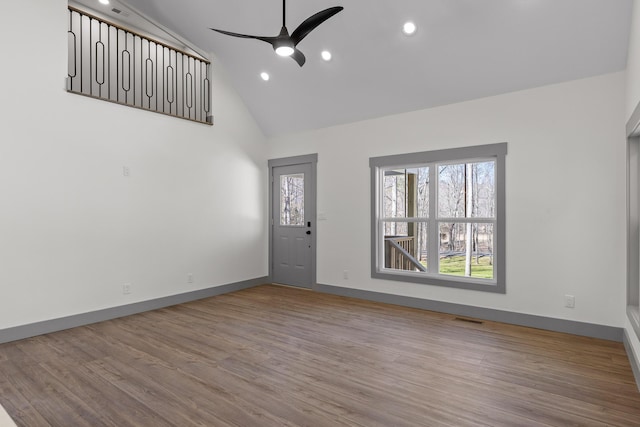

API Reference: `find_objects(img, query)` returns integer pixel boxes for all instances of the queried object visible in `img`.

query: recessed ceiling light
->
[99,0,110,5]
[403,21,417,36]
[260,72,270,81]
[321,50,332,61]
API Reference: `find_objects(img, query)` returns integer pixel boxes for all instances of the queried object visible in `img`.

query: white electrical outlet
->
[343,270,349,280]
[187,273,194,284]
[564,294,575,308]
[123,283,131,295]
[123,166,130,177]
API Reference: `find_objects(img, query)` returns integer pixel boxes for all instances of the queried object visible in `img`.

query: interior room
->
[2,0,640,425]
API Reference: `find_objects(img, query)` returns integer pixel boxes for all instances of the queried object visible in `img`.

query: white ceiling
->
[74,0,632,137]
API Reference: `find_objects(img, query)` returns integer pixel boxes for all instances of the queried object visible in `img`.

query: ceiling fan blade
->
[210,28,277,46]
[291,49,306,67]
[290,6,343,46]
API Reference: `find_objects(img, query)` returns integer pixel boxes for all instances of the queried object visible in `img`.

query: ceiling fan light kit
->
[210,0,343,67]
[273,33,295,57]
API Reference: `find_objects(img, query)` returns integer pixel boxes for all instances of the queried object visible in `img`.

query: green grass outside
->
[438,255,493,279]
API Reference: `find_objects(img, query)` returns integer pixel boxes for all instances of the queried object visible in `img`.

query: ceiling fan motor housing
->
[274,27,295,56]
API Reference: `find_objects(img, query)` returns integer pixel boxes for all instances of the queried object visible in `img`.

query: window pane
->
[383,221,428,272]
[383,167,429,218]
[280,174,304,226]
[414,167,430,219]
[383,221,408,237]
[438,164,466,218]
[438,223,494,279]
[470,161,495,218]
[438,161,495,219]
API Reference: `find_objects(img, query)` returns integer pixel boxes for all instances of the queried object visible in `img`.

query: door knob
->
[306,230,311,235]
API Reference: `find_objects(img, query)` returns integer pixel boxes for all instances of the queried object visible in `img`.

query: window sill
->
[372,269,505,293]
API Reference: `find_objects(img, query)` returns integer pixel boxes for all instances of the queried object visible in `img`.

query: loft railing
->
[67,6,212,125]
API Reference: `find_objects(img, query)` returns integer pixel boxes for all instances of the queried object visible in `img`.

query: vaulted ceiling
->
[73,0,632,136]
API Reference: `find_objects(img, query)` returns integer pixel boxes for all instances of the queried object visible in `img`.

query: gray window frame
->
[370,143,507,293]
[627,102,640,341]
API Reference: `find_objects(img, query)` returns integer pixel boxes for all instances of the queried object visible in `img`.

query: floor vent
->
[454,317,483,325]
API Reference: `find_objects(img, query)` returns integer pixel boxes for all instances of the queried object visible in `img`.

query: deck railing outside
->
[385,236,426,272]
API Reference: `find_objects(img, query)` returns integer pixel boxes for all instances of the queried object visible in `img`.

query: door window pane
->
[280,174,304,226]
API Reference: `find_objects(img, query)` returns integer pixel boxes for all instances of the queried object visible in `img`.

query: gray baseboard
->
[0,277,267,345]
[623,329,640,392]
[314,283,623,342]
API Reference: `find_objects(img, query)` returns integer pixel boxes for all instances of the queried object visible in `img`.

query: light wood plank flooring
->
[1,284,639,426]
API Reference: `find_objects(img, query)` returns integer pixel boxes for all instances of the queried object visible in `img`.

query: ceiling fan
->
[210,0,344,67]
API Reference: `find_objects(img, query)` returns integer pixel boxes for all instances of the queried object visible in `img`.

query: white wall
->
[268,71,627,327]
[0,0,268,329]
[627,0,640,120]
[0,0,631,341]
[626,0,640,377]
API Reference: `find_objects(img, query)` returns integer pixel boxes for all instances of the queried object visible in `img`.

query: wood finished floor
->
[0,284,639,427]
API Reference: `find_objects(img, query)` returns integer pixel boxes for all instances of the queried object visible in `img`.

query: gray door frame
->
[268,154,318,288]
